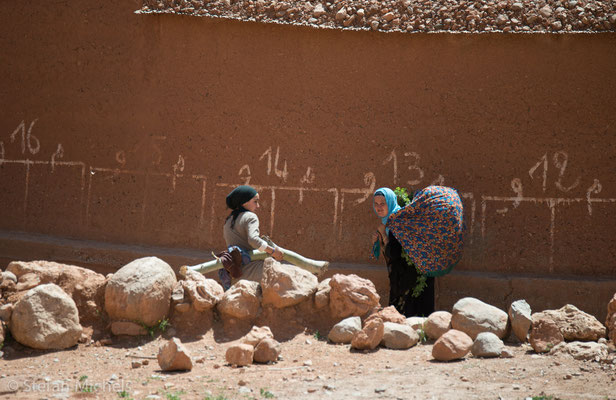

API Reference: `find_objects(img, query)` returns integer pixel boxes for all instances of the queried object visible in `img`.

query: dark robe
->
[384,231,435,317]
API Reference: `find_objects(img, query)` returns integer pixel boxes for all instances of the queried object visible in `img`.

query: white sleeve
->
[244,213,268,251]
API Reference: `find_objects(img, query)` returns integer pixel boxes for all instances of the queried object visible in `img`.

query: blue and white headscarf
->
[373,187,401,227]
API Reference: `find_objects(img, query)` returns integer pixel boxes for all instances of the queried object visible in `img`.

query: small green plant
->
[80,384,97,393]
[260,388,275,398]
[79,375,88,382]
[117,391,133,399]
[530,395,554,400]
[204,395,229,400]
[164,390,185,400]
[313,330,323,341]
[417,323,428,343]
[0,341,4,351]
[140,318,170,337]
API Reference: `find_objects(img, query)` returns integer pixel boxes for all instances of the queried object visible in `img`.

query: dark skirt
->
[385,231,434,317]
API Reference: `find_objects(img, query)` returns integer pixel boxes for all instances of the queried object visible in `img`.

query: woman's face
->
[242,194,260,212]
[373,195,388,218]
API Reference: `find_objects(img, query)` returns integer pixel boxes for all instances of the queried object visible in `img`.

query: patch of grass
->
[529,395,554,400]
[79,375,88,382]
[141,318,171,337]
[163,390,185,400]
[417,324,428,343]
[260,388,275,398]
[117,391,133,399]
[313,330,323,341]
[204,395,229,400]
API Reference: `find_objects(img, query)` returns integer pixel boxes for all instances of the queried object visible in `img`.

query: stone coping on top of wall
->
[136,0,616,33]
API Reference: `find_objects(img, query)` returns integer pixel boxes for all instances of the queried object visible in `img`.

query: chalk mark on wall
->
[1,123,614,271]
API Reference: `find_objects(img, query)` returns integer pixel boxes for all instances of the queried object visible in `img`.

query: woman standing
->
[372,186,464,317]
[219,185,283,289]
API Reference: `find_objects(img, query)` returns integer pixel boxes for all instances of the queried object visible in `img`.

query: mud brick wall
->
[1,1,614,320]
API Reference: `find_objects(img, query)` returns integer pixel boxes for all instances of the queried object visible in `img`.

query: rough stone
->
[508,299,531,342]
[312,3,326,17]
[226,343,254,366]
[241,325,274,347]
[2,271,17,283]
[365,306,406,325]
[0,303,13,322]
[111,321,148,336]
[534,304,606,341]
[157,337,193,371]
[217,280,261,319]
[432,329,473,361]
[181,269,223,311]
[105,257,176,326]
[405,316,427,331]
[471,332,504,358]
[381,322,419,349]
[327,316,362,344]
[451,297,509,339]
[329,274,380,319]
[7,260,106,324]
[529,315,564,353]
[253,338,281,363]
[261,258,318,308]
[351,317,384,350]
[425,311,452,340]
[10,283,82,349]
[314,278,331,310]
[549,341,609,361]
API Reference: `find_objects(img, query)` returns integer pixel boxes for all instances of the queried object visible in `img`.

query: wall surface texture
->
[1,1,614,319]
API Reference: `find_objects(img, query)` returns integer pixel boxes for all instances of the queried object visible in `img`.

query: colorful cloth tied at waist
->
[387,186,464,277]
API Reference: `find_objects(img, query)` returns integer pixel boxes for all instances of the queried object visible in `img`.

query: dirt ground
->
[0,325,615,400]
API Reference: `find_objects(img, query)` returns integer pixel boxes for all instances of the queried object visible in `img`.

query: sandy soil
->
[1,327,615,400]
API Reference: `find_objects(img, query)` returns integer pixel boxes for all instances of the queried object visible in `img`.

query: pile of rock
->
[422,297,609,362]
[137,0,616,33]
[328,306,420,350]
[0,261,107,350]
[225,326,282,366]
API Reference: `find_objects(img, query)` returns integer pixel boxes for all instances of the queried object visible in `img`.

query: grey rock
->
[471,332,504,358]
[328,316,361,344]
[509,299,531,342]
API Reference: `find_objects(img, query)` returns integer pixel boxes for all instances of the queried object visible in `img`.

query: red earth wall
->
[1,1,615,319]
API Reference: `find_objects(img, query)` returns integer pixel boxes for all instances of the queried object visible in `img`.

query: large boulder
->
[328,316,362,344]
[351,317,384,350]
[7,261,106,323]
[381,322,419,349]
[549,341,609,361]
[424,311,452,340]
[432,329,473,361]
[451,297,509,340]
[217,280,261,319]
[181,269,223,311]
[261,258,318,308]
[10,284,82,349]
[607,293,616,344]
[534,304,606,341]
[329,274,380,319]
[508,300,531,342]
[105,257,176,326]
[157,338,193,371]
[529,315,564,353]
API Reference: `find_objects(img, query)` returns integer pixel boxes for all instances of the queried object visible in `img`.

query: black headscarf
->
[225,185,258,228]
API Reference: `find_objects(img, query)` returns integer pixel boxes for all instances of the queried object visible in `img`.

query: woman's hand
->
[375,224,388,246]
[272,246,284,261]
